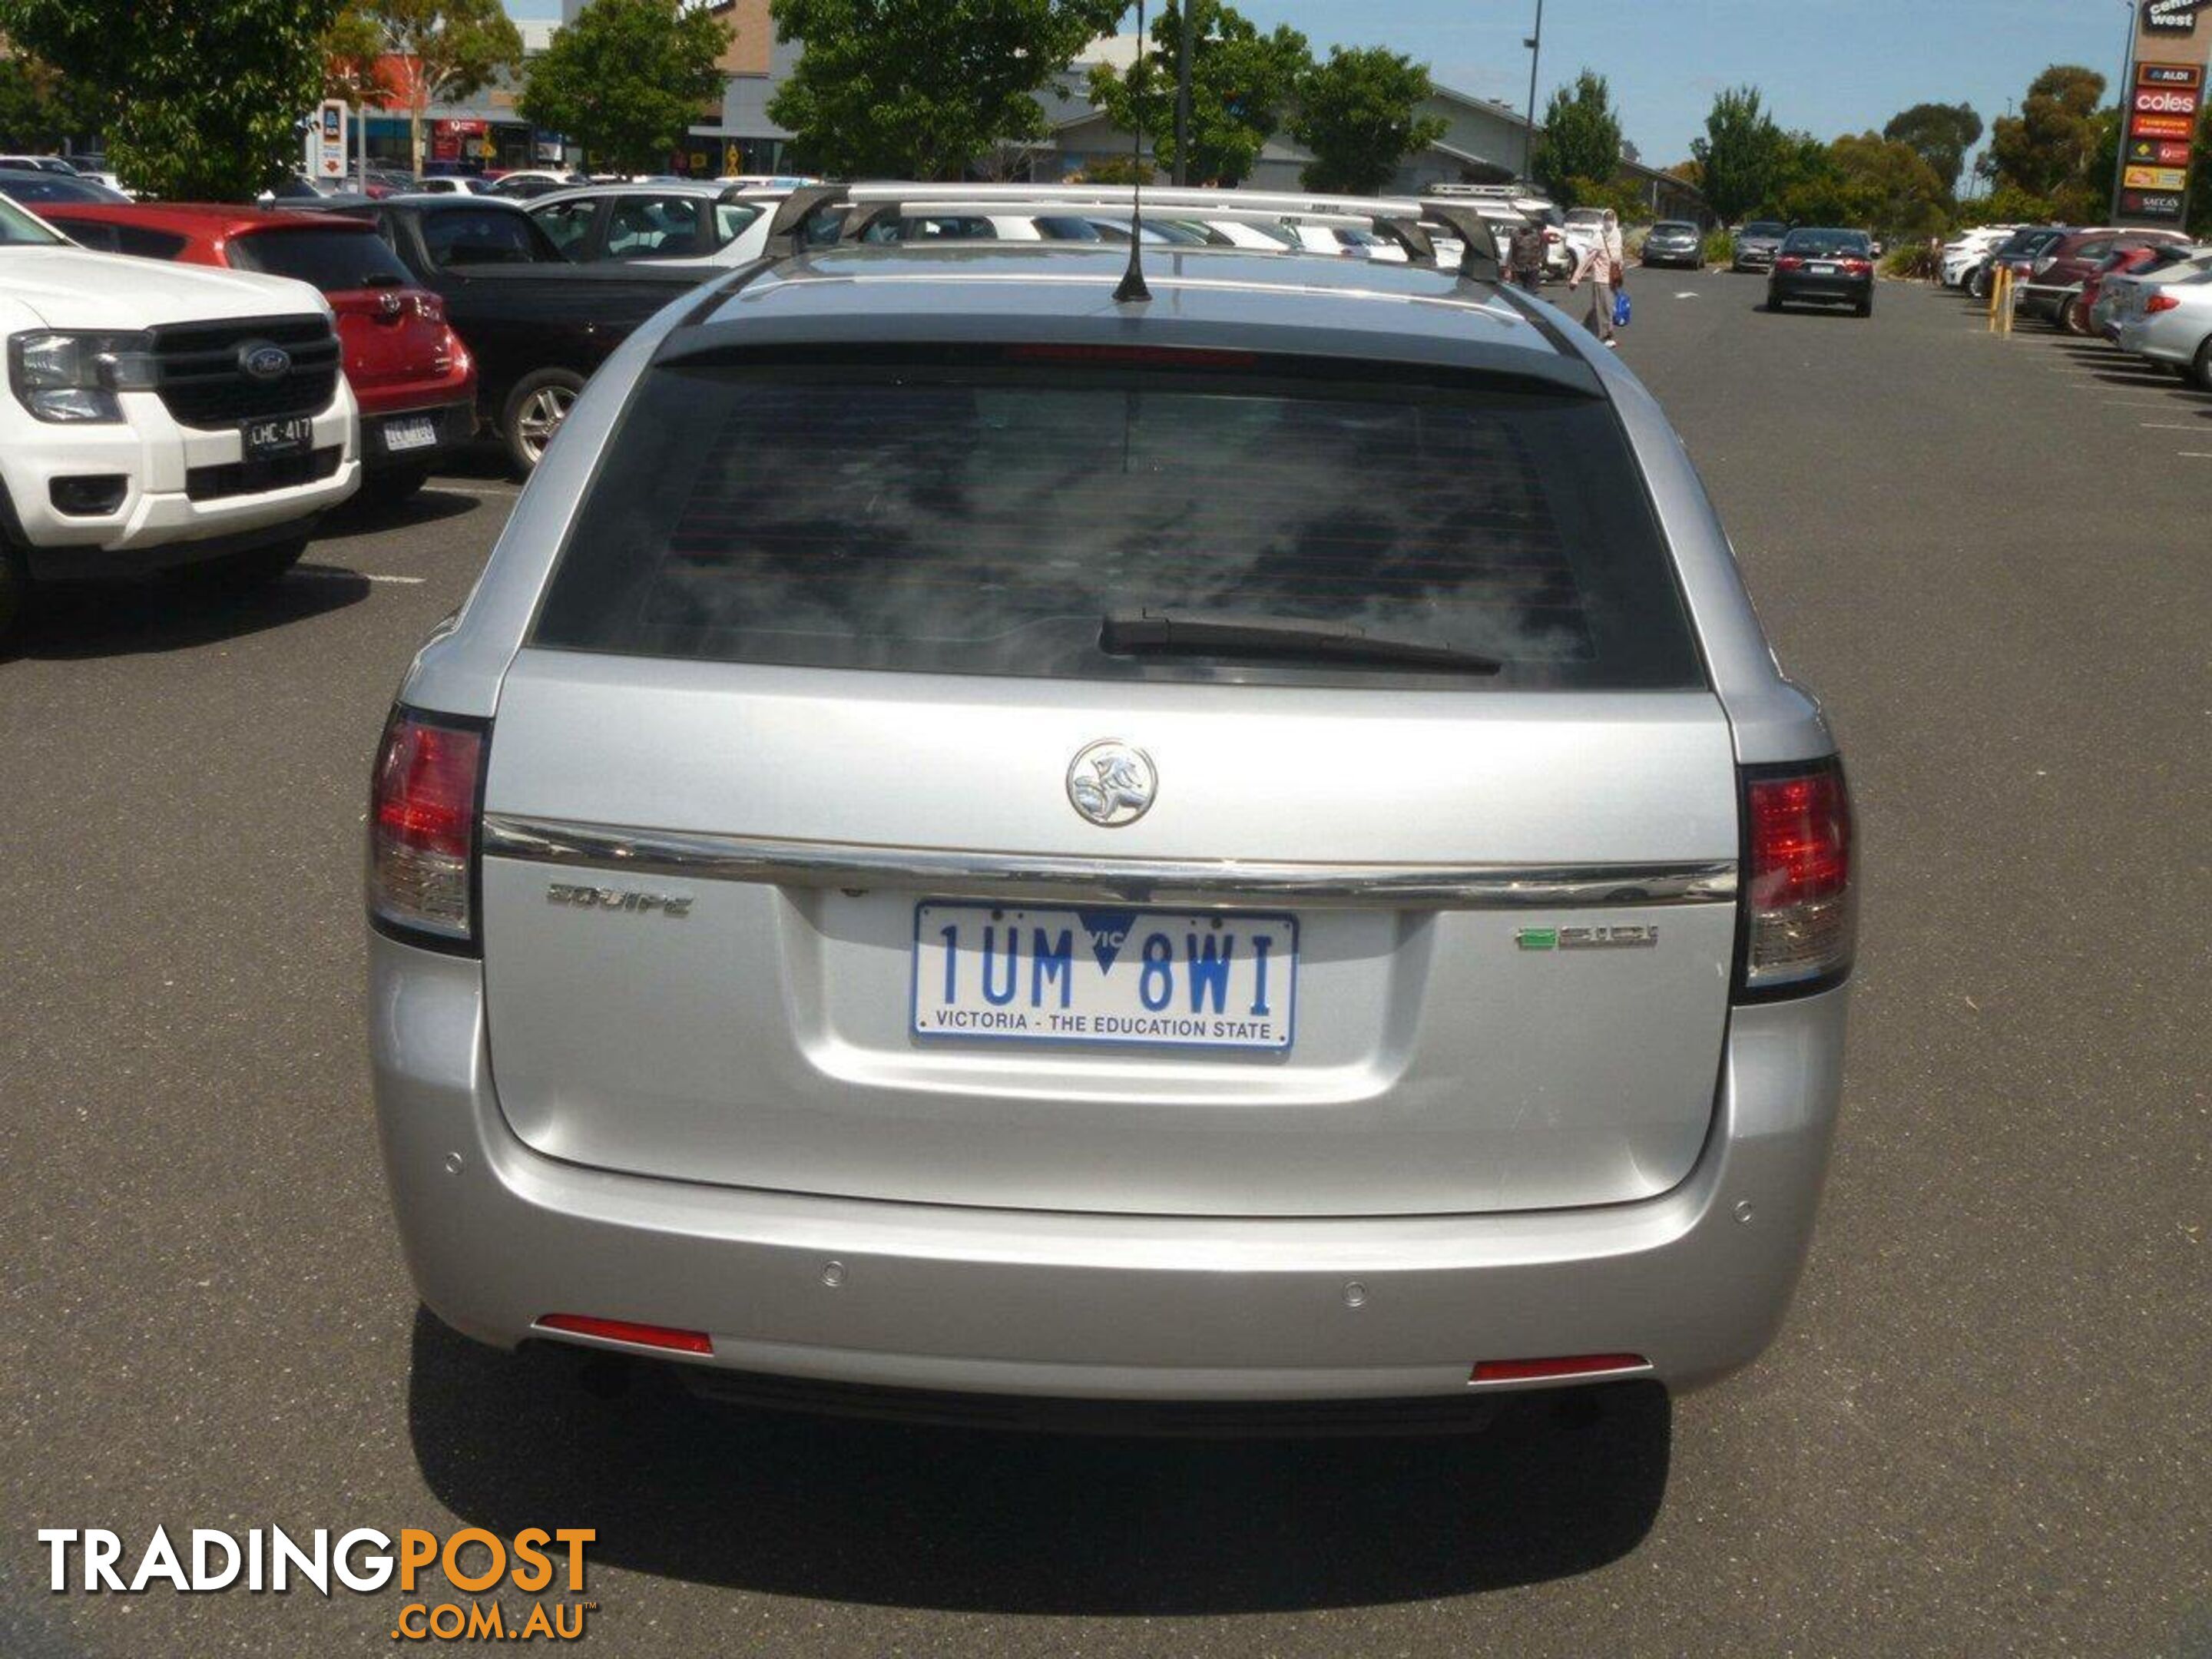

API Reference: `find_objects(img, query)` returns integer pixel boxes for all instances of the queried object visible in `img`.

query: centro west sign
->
[2117,3,2212,223]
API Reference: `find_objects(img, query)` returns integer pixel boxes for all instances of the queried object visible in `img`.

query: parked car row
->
[0,194,363,631]
[1941,217,2212,386]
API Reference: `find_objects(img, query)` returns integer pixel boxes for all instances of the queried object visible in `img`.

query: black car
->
[1766,227,1875,317]
[1641,220,1704,268]
[0,172,126,206]
[1965,225,2065,302]
[354,196,709,472]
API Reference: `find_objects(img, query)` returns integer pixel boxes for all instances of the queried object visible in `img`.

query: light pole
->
[1175,0,1194,187]
[1522,0,1545,186]
[2110,0,2137,220]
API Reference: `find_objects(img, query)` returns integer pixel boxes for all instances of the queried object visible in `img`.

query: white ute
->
[0,196,359,631]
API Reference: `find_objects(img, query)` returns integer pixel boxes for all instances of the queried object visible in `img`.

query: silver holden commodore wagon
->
[369,235,1853,1425]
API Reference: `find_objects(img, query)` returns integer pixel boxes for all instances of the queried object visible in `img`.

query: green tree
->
[1290,45,1445,194]
[1982,65,2104,206]
[769,0,1122,180]
[1780,131,1947,235]
[0,55,99,152]
[1692,84,1784,224]
[0,0,340,198]
[1088,0,1310,187]
[1531,69,1620,206]
[2193,109,2212,240]
[520,0,729,175]
[342,0,524,177]
[1882,101,1982,200]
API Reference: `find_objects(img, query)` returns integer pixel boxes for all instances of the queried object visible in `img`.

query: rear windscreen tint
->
[531,355,1705,691]
[229,227,412,289]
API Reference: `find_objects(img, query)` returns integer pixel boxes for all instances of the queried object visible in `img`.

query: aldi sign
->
[2138,61,2204,84]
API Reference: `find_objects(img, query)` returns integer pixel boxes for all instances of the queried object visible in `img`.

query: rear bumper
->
[361,397,476,472]
[370,934,1846,1403]
[1770,275,1871,304]
[2118,316,2199,366]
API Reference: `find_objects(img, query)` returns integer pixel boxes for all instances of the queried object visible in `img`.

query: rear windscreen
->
[230,227,411,289]
[531,353,1705,691]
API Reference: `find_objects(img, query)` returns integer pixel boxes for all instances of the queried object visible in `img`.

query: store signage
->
[2130,110,2197,137]
[2122,189,2187,218]
[310,100,347,180]
[2144,0,2207,34]
[2117,6,2208,223]
[2129,137,2197,163]
[2132,84,2201,114]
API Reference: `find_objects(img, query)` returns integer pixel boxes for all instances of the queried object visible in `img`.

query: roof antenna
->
[1113,0,1152,303]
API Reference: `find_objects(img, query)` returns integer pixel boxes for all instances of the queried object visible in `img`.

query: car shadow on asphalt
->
[2,568,370,661]
[406,1309,1671,1614]
[319,488,482,540]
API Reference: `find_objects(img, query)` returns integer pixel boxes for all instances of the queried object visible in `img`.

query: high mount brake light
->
[1737,760,1855,997]
[368,707,488,950]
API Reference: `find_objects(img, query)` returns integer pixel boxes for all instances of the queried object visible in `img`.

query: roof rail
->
[822,181,1502,283]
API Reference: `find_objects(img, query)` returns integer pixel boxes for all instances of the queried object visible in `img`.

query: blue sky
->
[502,0,2137,168]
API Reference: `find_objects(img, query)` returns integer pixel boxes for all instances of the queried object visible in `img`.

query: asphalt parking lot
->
[3,269,2207,1657]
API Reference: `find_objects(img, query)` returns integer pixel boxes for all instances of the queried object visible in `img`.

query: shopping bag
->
[1613,289,1631,328]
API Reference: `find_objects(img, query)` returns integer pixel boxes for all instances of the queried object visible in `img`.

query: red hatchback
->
[40,203,475,491]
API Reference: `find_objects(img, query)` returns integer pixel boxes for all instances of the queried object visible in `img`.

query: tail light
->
[2146,291,2181,313]
[1841,258,1872,276]
[369,707,488,952]
[1774,255,1803,272]
[1735,760,1855,998]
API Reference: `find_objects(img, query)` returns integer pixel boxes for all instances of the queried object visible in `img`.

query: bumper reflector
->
[1469,1353,1647,1385]
[535,1313,714,1356]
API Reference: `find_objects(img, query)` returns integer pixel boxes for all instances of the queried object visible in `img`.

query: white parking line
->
[2140,422,2200,429]
[2178,452,2212,459]
[432,482,519,498]
[292,567,426,584]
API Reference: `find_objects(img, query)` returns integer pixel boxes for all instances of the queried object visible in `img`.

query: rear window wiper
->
[1101,609,1502,675]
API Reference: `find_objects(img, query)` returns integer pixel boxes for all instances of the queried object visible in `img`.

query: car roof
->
[381,194,531,213]
[662,244,1601,393]
[37,200,369,236]
[528,182,732,207]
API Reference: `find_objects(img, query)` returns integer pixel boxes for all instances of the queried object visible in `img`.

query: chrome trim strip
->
[481,815,1737,910]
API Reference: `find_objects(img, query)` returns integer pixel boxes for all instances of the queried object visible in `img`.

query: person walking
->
[1507,218,1547,293]
[1567,207,1624,346]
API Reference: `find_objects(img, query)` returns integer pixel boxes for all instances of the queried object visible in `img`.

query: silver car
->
[2114,260,2212,387]
[368,238,1855,1424]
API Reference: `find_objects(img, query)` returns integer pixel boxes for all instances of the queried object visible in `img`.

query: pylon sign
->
[2116,6,2212,225]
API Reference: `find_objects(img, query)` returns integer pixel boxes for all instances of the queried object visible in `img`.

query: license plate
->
[382,415,438,454]
[242,414,312,459]
[1810,262,1838,274]
[912,902,1298,1051]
